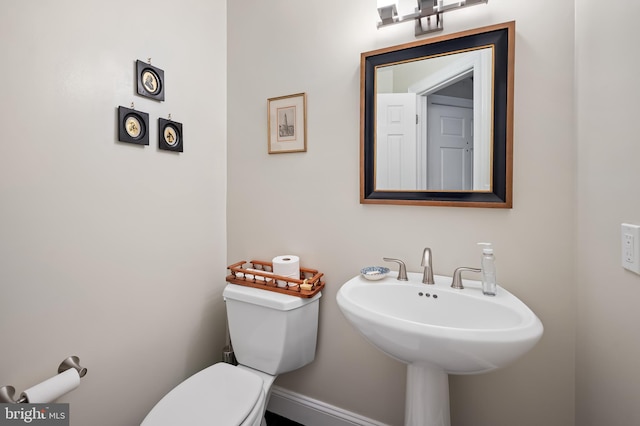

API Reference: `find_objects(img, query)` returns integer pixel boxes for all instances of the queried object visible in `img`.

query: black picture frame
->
[158,118,183,152]
[361,22,514,208]
[118,106,149,145]
[136,60,165,101]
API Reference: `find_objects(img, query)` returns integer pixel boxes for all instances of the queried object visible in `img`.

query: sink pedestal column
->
[405,364,450,426]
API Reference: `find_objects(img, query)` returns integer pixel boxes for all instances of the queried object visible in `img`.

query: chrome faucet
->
[383,258,408,281]
[421,247,435,284]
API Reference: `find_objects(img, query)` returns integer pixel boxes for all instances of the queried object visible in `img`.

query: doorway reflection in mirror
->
[375,47,492,192]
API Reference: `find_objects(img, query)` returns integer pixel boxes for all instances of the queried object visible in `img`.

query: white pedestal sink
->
[336,272,543,426]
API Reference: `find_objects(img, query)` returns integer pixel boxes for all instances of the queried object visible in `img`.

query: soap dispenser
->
[478,242,497,296]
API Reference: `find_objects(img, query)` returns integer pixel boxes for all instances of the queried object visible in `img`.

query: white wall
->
[228,1,575,425]
[0,1,227,425]
[575,1,640,425]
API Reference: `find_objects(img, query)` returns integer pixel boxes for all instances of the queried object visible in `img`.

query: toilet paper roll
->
[21,368,80,403]
[272,255,300,287]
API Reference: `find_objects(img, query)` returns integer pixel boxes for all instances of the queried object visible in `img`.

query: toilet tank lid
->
[223,284,322,311]
[141,363,263,426]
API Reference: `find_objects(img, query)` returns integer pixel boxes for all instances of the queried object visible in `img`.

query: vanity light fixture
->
[377,0,488,37]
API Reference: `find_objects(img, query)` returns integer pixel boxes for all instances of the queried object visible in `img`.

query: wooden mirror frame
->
[360,22,514,208]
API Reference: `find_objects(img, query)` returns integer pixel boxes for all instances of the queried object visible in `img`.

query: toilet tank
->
[223,284,322,375]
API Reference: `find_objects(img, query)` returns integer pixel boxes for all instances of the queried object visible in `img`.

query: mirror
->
[360,22,514,207]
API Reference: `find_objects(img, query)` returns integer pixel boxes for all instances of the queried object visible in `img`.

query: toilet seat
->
[141,362,264,426]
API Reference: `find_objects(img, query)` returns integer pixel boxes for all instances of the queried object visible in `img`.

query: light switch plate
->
[621,223,640,274]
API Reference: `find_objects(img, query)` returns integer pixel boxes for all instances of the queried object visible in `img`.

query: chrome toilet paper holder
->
[0,355,87,403]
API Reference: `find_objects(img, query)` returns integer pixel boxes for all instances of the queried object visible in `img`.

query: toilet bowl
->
[140,363,266,426]
[141,283,322,425]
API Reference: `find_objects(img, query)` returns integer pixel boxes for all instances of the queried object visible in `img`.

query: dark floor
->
[264,410,305,426]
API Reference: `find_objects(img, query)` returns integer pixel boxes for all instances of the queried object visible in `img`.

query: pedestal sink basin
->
[336,272,543,426]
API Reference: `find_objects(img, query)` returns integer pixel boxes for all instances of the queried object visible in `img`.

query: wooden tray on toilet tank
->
[226,260,325,298]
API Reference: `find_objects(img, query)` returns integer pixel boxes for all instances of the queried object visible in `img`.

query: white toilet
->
[141,283,322,426]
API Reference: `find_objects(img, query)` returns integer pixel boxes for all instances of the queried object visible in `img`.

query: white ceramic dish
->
[360,266,390,281]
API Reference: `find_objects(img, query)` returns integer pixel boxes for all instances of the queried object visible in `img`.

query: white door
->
[427,96,473,190]
[376,93,417,190]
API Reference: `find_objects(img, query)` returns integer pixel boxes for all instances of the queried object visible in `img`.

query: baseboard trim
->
[267,385,391,426]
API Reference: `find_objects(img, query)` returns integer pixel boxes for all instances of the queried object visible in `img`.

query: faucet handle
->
[451,267,481,289]
[383,258,408,281]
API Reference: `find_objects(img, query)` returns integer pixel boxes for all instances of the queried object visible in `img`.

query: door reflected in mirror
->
[376,47,493,192]
[361,22,514,207]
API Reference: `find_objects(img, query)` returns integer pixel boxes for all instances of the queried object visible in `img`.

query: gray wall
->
[575,1,640,425]
[0,1,227,425]
[228,1,575,425]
